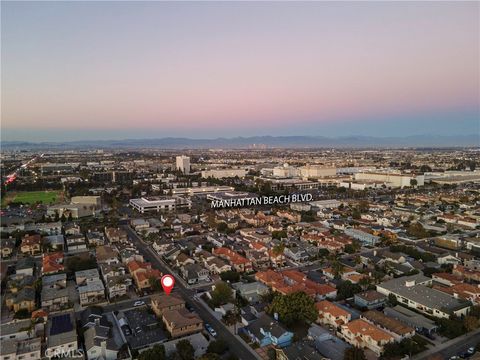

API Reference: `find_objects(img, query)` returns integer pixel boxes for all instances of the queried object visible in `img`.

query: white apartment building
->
[176,156,190,174]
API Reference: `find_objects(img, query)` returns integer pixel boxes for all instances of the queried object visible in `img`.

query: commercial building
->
[171,185,234,196]
[300,165,336,179]
[201,168,247,179]
[129,196,191,213]
[176,156,190,174]
[354,171,424,188]
[376,274,471,318]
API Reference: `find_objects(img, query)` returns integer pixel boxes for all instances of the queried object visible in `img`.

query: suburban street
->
[414,330,480,360]
[123,225,258,360]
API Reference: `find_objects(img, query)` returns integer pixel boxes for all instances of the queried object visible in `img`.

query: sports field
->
[2,190,62,206]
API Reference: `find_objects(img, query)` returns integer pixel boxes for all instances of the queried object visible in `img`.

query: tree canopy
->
[268,291,317,326]
[210,281,234,307]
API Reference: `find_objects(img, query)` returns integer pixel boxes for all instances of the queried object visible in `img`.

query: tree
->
[387,293,398,306]
[217,222,228,233]
[14,309,31,319]
[138,344,166,360]
[332,260,345,279]
[464,316,479,332]
[220,271,240,283]
[176,339,195,360]
[268,291,317,326]
[336,281,362,300]
[210,281,233,307]
[272,242,286,258]
[199,354,221,360]
[206,339,228,355]
[410,179,418,187]
[344,347,366,360]
[272,230,287,240]
[223,309,241,334]
[149,276,162,292]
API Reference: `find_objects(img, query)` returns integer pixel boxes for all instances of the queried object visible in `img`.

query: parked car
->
[205,323,217,337]
[133,300,145,307]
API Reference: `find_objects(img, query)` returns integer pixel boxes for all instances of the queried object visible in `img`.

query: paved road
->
[415,330,480,360]
[123,226,256,360]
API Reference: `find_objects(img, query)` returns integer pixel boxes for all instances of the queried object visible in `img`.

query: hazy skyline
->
[2,1,479,142]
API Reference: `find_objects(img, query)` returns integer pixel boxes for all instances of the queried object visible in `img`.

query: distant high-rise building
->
[176,156,190,174]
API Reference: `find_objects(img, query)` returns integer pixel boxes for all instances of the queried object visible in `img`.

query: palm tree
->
[222,308,241,334]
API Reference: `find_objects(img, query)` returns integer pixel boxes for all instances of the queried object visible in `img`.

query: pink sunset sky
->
[1,1,479,141]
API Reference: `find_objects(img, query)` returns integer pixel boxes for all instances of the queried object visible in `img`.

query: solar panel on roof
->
[50,314,73,335]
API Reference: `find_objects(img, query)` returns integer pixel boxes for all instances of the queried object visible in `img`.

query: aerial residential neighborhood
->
[1,1,479,360]
[1,148,480,360]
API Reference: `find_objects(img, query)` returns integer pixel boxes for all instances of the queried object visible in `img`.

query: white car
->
[133,301,145,307]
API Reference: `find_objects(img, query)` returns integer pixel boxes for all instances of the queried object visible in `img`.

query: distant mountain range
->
[2,134,478,150]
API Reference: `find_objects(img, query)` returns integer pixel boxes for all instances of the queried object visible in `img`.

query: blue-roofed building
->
[244,314,293,348]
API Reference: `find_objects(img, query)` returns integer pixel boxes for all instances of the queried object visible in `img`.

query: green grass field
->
[4,191,62,205]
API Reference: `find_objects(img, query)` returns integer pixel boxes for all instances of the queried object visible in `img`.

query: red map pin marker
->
[161,275,175,295]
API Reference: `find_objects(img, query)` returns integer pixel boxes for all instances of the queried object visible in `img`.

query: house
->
[66,235,88,253]
[151,293,185,317]
[344,228,379,246]
[43,235,65,251]
[256,269,337,300]
[283,246,309,263]
[453,265,480,282]
[0,319,39,342]
[41,274,69,312]
[361,310,415,341]
[96,245,120,265]
[245,314,293,348]
[276,342,322,360]
[0,337,41,360]
[104,275,132,299]
[84,314,125,360]
[175,253,195,267]
[1,238,16,258]
[105,227,128,243]
[340,319,395,356]
[16,257,35,276]
[204,257,231,274]
[20,235,41,255]
[86,231,106,247]
[308,324,351,360]
[42,252,64,275]
[213,247,252,272]
[316,300,351,328]
[137,270,162,292]
[181,263,209,285]
[376,274,471,318]
[78,280,106,306]
[45,312,78,358]
[5,287,36,313]
[76,269,101,285]
[232,282,269,303]
[162,308,203,338]
[354,290,386,310]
